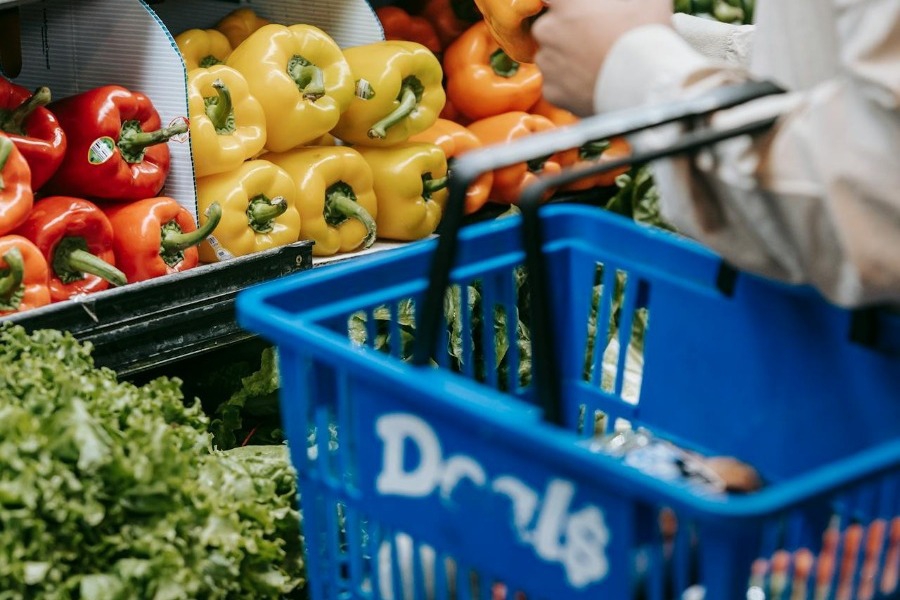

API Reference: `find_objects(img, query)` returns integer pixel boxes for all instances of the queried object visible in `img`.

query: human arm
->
[535,0,900,307]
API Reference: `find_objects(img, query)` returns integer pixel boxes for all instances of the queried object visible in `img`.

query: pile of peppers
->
[0,74,221,318]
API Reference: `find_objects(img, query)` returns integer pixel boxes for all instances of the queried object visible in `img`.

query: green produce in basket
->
[0,324,304,599]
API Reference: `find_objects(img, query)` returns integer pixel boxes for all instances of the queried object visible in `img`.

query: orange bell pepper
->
[410,118,493,215]
[466,111,561,204]
[473,0,546,63]
[216,7,270,49]
[444,20,542,121]
[531,97,632,191]
[0,235,50,316]
[419,0,482,49]
[376,6,442,55]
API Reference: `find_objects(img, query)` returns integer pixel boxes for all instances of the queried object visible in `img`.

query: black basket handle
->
[413,80,785,423]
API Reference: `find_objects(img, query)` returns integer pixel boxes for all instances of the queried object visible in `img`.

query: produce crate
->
[236,84,900,599]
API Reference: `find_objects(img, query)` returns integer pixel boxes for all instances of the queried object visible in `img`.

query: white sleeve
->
[591,2,900,308]
[671,13,754,67]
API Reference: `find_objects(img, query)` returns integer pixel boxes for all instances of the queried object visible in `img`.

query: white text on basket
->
[375,413,611,589]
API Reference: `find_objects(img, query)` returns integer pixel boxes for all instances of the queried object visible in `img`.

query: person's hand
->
[532,0,673,116]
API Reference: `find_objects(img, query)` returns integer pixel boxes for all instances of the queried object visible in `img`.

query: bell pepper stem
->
[489,49,520,78]
[0,246,24,299]
[288,55,325,101]
[206,79,234,133]
[0,86,51,136]
[368,83,418,140]
[422,175,448,195]
[247,196,288,234]
[52,236,126,287]
[118,119,189,163]
[161,202,223,253]
[326,188,377,249]
[199,55,224,68]
[0,135,12,191]
[580,140,612,161]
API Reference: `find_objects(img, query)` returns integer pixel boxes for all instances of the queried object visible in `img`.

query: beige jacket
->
[594,0,900,308]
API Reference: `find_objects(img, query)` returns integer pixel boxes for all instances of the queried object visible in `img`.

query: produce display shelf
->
[1,241,314,377]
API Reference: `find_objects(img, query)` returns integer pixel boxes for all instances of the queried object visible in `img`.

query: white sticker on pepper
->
[87,137,116,165]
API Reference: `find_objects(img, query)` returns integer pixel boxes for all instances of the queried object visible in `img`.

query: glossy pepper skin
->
[15,196,127,301]
[0,134,34,237]
[444,20,542,121]
[44,85,188,202]
[0,79,67,191]
[466,111,561,204]
[0,235,51,316]
[531,97,631,191]
[420,0,482,48]
[332,41,445,147]
[264,146,377,256]
[103,197,222,282]
[356,142,448,241]
[376,6,442,54]
[188,65,267,178]
[175,28,233,71]
[195,160,302,263]
[410,118,492,215]
[227,24,354,153]
[473,0,546,63]
[215,7,271,49]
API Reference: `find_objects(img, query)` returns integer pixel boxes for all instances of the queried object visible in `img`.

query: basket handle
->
[412,80,785,418]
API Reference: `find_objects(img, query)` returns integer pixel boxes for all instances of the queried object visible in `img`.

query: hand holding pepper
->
[473,0,547,63]
[0,235,51,316]
[44,85,187,202]
[15,195,127,301]
[0,79,67,191]
[104,197,222,282]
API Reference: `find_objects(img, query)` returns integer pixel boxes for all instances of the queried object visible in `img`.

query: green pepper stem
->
[199,55,224,68]
[162,202,223,253]
[288,55,325,101]
[0,247,24,299]
[0,135,12,191]
[489,48,520,78]
[368,84,418,140]
[1,86,51,136]
[712,0,743,21]
[580,140,611,161]
[64,248,127,287]
[326,189,377,249]
[422,175,448,195]
[206,79,233,133]
[247,196,288,234]
[118,120,189,156]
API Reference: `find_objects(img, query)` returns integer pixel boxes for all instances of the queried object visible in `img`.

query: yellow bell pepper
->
[196,160,302,263]
[263,146,378,256]
[187,65,267,178]
[215,7,271,49]
[473,0,546,63]
[175,28,233,71]
[331,41,445,147]
[226,23,355,153]
[355,142,448,241]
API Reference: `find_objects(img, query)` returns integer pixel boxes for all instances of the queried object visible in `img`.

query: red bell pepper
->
[0,235,51,316]
[0,80,67,191]
[15,195,127,301]
[103,197,222,282]
[44,85,187,202]
[376,6,442,54]
[0,133,34,237]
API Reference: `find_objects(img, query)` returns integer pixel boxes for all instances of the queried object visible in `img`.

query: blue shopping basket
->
[236,82,900,600]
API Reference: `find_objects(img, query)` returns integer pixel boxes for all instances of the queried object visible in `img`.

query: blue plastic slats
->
[342,508,369,598]
[696,522,762,600]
